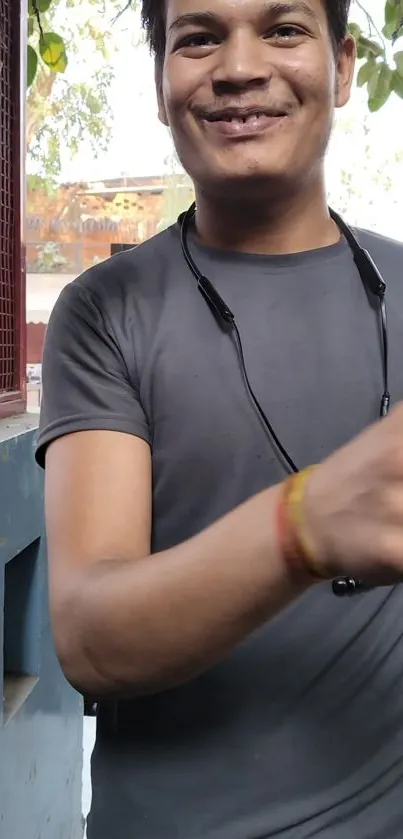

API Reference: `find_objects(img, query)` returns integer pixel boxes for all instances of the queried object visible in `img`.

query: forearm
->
[54,485,312,697]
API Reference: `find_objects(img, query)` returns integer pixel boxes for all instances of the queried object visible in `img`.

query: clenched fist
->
[304,403,403,585]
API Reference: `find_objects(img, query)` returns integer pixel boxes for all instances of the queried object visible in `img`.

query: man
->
[36,1,403,837]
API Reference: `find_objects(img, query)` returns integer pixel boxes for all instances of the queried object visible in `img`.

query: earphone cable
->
[231,321,299,473]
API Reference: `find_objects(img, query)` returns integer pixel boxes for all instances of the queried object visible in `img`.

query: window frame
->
[0,0,26,420]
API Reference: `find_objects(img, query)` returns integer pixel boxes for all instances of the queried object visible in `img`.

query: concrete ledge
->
[0,411,39,443]
[0,418,83,839]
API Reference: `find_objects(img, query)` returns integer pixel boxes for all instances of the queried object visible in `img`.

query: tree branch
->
[112,0,134,24]
[31,0,45,41]
[355,0,387,54]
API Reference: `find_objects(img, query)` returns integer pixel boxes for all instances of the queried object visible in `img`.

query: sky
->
[57,0,403,239]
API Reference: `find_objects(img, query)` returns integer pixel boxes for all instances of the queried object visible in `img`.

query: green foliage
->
[27,0,131,87]
[33,241,68,273]
[25,1,402,190]
[28,2,403,119]
[28,0,68,85]
[350,0,403,111]
[27,0,135,187]
[27,45,38,87]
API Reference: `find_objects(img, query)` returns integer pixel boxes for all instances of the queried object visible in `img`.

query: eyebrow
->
[168,2,320,35]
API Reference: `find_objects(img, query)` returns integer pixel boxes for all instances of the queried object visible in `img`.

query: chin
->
[196,165,297,201]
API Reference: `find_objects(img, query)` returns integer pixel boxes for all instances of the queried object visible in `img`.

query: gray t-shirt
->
[36,220,403,839]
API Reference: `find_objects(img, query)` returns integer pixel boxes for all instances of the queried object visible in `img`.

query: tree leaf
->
[27,44,38,87]
[368,63,393,110]
[39,32,68,72]
[383,20,398,38]
[395,50,403,77]
[357,59,376,88]
[85,92,103,114]
[384,0,401,27]
[355,36,368,60]
[35,0,53,11]
[367,63,382,98]
[357,36,385,59]
[392,68,403,97]
[348,22,362,41]
[368,92,391,112]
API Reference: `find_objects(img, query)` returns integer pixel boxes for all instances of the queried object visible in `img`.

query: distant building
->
[26,174,194,365]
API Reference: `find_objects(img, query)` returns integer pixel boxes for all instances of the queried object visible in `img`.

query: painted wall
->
[0,416,83,839]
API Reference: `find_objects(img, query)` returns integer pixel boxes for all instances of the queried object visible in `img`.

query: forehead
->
[165,0,327,25]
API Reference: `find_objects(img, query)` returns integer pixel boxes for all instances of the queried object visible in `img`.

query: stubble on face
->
[157,0,354,202]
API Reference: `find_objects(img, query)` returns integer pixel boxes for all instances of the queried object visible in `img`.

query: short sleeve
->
[35,281,150,468]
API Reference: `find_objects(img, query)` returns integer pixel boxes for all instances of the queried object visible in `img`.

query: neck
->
[194,179,339,255]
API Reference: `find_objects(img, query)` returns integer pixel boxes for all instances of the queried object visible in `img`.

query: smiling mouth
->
[201,108,288,124]
[197,107,288,139]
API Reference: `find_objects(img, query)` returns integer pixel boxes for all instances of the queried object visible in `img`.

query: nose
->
[211,29,271,94]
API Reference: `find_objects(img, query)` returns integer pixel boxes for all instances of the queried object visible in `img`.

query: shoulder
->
[45,223,186,389]
[68,224,182,308]
[48,224,184,345]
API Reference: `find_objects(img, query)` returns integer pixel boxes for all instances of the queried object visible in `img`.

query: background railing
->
[0,0,26,418]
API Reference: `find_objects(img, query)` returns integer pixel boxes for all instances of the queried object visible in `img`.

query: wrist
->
[276,468,332,585]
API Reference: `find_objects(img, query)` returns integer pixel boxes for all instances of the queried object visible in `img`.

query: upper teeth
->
[228,115,258,122]
[220,114,264,122]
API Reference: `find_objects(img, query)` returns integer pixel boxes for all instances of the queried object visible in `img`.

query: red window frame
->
[0,0,26,419]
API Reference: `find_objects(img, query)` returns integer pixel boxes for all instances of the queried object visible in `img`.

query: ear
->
[155,60,169,126]
[335,35,356,108]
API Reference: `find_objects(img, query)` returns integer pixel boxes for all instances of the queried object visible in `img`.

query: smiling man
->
[37,1,403,838]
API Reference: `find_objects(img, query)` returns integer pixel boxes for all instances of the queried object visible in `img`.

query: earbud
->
[332,577,366,597]
[380,393,390,417]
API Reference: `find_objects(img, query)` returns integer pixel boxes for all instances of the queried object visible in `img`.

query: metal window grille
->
[0,0,26,418]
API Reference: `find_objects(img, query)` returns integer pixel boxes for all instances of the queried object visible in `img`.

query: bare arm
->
[45,429,311,699]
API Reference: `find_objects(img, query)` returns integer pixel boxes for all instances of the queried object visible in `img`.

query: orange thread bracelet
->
[277,467,329,582]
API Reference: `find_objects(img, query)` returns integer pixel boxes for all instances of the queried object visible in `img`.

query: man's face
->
[157,0,355,198]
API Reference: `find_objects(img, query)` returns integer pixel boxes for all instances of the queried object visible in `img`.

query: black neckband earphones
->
[180,202,391,597]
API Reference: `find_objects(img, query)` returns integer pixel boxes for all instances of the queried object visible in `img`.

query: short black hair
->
[141,0,352,61]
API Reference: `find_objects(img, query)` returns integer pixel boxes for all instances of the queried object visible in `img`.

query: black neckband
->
[179,202,391,597]
[180,201,390,428]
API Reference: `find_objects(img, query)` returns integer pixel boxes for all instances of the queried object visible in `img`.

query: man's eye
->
[268,25,305,40]
[177,33,218,49]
